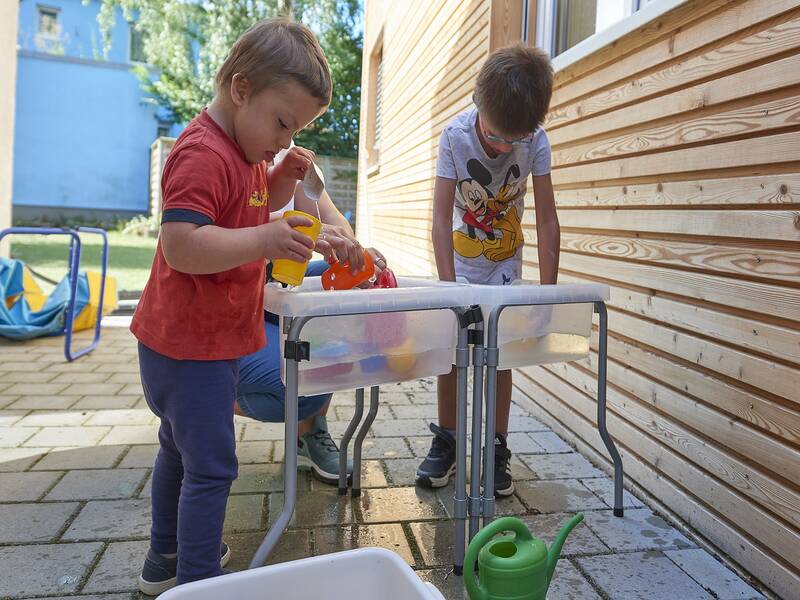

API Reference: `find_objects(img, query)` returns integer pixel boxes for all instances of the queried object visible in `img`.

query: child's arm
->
[532,173,560,284]
[432,176,458,281]
[160,215,314,275]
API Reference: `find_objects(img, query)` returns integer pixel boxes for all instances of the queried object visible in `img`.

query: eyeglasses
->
[473,93,536,146]
[484,131,535,146]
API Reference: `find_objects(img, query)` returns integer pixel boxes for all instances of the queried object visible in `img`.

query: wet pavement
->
[0,321,766,599]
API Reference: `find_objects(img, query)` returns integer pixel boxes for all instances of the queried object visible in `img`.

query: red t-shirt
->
[131,110,271,360]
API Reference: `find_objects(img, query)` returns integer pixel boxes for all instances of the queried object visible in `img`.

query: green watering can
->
[464,514,584,600]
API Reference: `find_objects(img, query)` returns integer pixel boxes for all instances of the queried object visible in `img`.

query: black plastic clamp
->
[467,329,484,346]
[457,305,483,328]
[283,340,310,362]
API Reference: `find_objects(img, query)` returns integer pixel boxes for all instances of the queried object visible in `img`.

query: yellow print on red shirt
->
[248,188,269,208]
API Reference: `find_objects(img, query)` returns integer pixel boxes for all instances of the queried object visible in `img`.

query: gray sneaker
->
[298,415,352,485]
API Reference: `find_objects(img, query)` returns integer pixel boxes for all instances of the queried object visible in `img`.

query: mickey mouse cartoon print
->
[453,159,524,262]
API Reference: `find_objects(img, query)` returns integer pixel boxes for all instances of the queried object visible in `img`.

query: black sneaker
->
[415,423,456,488]
[138,543,232,596]
[491,433,514,497]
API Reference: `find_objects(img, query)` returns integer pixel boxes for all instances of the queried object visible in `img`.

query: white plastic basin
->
[158,548,445,600]
[474,282,610,369]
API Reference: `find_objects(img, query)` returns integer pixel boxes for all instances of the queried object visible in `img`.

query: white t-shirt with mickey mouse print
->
[436,106,551,285]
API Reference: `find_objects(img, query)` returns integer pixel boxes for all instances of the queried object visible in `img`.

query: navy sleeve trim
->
[161,209,213,226]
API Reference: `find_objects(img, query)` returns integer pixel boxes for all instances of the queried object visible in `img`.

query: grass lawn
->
[9,232,156,294]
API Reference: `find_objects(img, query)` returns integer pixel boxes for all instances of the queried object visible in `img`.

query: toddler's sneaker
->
[298,415,352,485]
[415,423,456,488]
[138,542,231,596]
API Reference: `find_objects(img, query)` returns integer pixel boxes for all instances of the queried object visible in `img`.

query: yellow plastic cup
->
[270,210,321,287]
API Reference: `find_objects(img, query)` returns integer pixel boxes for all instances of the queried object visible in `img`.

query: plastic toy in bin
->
[305,362,353,381]
[386,338,417,374]
[322,250,375,290]
[304,340,353,381]
[373,267,398,289]
[366,312,407,352]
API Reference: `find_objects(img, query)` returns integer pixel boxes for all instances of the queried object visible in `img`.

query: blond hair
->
[215,17,332,105]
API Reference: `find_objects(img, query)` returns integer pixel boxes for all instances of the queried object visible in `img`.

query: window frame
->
[36,4,61,39]
[156,122,173,139]
[128,22,147,64]
[366,35,384,173]
[374,51,384,153]
[531,0,687,71]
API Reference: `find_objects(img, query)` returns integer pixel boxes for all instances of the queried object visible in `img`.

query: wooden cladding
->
[358,1,800,596]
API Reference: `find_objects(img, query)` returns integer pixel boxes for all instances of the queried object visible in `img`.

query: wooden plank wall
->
[517,1,800,597]
[356,0,493,269]
[357,0,800,596]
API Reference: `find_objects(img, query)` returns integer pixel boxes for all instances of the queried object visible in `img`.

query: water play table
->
[251,276,480,569]
[251,277,623,575]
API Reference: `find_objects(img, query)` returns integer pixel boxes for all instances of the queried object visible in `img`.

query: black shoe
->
[415,423,456,488]
[138,543,231,596]
[491,433,514,497]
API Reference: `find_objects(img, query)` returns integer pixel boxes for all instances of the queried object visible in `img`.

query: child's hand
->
[260,215,315,262]
[356,247,387,288]
[315,224,366,273]
[367,247,387,275]
[273,146,315,181]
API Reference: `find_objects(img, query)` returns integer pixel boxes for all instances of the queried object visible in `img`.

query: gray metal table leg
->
[250,316,309,568]
[468,322,485,541]
[352,386,379,498]
[338,388,365,495]
[482,307,503,526]
[595,302,624,516]
[452,321,470,576]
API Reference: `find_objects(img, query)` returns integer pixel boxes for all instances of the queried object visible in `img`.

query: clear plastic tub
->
[474,281,610,370]
[158,548,445,600]
[265,277,475,395]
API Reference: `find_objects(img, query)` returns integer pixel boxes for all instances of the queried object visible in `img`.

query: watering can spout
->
[546,513,584,585]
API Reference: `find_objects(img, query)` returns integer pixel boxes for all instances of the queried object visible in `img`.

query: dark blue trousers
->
[138,342,239,585]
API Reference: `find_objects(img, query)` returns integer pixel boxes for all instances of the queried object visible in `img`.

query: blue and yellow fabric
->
[0,258,118,340]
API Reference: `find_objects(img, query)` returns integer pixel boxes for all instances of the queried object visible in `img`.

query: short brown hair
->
[473,43,553,135]
[215,17,332,106]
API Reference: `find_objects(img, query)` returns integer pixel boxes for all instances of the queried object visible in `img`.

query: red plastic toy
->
[374,267,397,289]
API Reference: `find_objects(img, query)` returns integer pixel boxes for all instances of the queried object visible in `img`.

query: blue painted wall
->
[14,0,179,216]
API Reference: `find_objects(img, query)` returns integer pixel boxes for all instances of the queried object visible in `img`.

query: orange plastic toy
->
[322,250,375,290]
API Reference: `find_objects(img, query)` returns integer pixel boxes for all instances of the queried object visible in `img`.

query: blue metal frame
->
[0,226,109,361]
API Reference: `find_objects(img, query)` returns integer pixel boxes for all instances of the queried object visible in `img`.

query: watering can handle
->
[463,517,534,600]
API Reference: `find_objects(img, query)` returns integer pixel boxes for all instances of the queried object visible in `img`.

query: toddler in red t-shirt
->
[130,17,341,594]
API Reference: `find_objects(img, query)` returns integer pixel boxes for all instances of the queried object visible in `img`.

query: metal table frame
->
[248,297,624,574]
[249,304,481,569]
[478,300,624,531]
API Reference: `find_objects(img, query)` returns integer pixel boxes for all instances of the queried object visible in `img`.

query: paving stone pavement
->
[0,324,768,599]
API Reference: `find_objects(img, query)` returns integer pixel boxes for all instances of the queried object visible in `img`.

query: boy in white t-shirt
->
[416,43,560,497]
